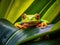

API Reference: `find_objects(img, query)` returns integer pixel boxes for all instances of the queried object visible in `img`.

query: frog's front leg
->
[41,22,48,28]
[15,23,29,29]
[36,22,48,29]
[15,23,24,29]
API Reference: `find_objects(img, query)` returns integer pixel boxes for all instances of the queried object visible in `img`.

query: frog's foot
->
[15,23,28,29]
[15,23,24,29]
[36,22,48,29]
[36,24,44,29]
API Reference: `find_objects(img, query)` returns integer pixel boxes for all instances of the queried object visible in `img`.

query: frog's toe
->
[45,23,48,26]
[17,25,23,29]
[40,23,45,29]
[43,22,48,27]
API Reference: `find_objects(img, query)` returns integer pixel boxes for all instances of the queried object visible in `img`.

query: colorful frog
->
[15,13,48,29]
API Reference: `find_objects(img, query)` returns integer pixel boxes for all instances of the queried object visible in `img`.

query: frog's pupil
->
[37,16,39,17]
[22,15,26,19]
[36,15,40,19]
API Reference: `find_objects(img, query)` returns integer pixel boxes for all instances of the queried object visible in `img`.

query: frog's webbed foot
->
[40,22,48,29]
[15,23,28,29]
[15,23,24,29]
[36,22,48,29]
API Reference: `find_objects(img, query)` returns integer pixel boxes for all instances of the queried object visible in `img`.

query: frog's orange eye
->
[22,13,26,19]
[35,13,40,19]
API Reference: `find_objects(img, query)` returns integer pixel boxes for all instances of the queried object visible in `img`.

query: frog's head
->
[21,13,40,23]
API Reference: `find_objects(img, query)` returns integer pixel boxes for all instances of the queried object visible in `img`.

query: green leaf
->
[50,21,60,32]
[39,0,56,17]
[6,20,60,45]
[0,0,12,18]
[51,12,60,24]
[25,0,50,14]
[4,0,34,24]
[5,25,53,45]
[0,18,59,45]
[22,38,60,45]
[41,0,60,23]
[0,19,17,45]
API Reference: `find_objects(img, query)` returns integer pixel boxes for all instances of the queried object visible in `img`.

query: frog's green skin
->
[15,13,48,29]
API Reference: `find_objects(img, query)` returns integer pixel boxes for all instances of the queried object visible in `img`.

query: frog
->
[15,13,48,29]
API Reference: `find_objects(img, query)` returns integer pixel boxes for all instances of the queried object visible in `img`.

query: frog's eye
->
[35,13,40,20]
[22,13,26,19]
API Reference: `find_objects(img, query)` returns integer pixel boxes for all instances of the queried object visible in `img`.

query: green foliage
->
[4,0,34,24]
[41,0,60,23]
[0,0,12,18]
[0,0,60,45]
[25,0,50,14]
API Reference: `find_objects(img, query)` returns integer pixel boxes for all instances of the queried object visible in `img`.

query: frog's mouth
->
[24,22,39,26]
[28,23,36,26]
